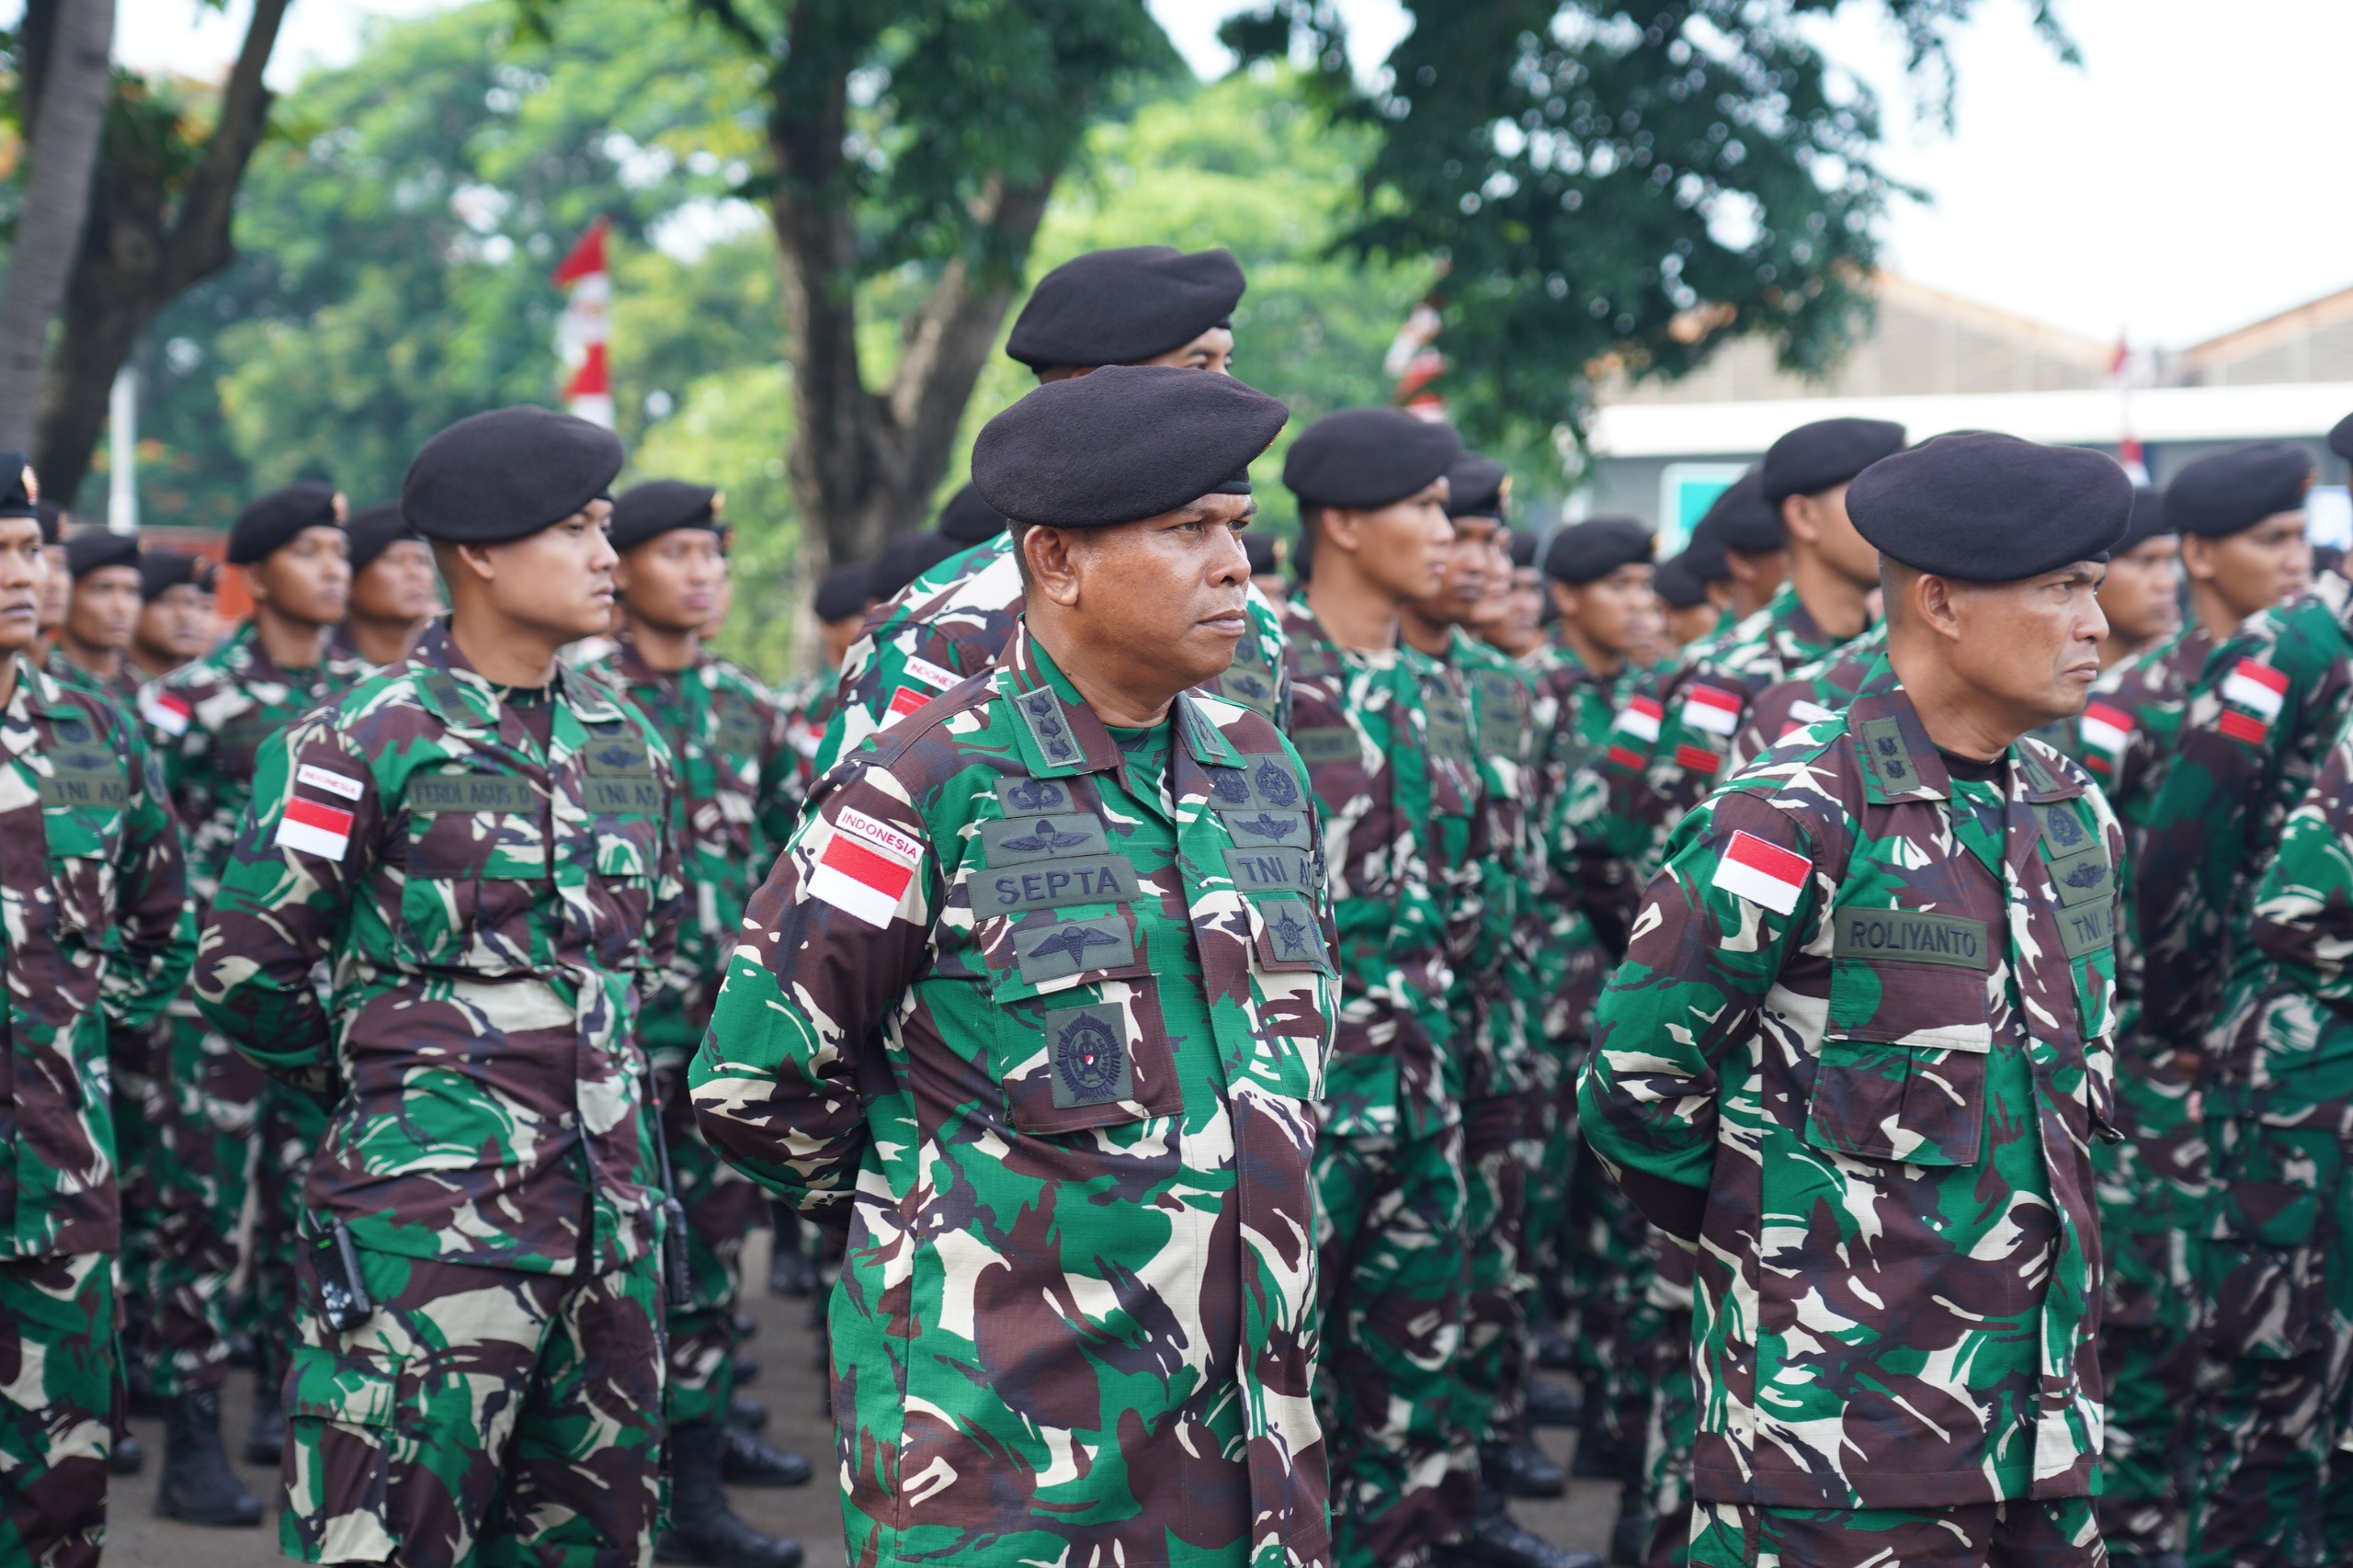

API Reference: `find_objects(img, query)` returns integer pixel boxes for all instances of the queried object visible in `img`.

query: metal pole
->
[107,361,137,533]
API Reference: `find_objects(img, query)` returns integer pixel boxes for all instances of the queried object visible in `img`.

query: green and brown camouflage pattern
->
[1580,661,2119,1508]
[0,1252,115,1568]
[813,531,1292,776]
[278,1244,665,1566]
[694,622,1335,1568]
[194,619,684,1277]
[1723,621,1889,777]
[777,668,833,799]
[1688,1495,2102,1567]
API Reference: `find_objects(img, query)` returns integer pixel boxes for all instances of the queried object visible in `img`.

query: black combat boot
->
[731,1351,760,1389]
[1482,1436,1567,1499]
[720,1424,813,1487]
[1522,1374,1581,1430]
[1569,1393,1631,1481]
[109,1431,145,1476]
[1430,1485,1602,1568]
[767,1243,815,1298]
[655,1422,804,1568]
[727,1392,770,1432]
[245,1381,287,1466]
[155,1387,264,1526]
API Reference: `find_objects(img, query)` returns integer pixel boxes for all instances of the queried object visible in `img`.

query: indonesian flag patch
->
[1779,699,1839,743]
[807,806,922,928]
[275,797,354,862]
[142,689,192,737]
[1679,685,1744,737]
[2079,701,2133,771]
[2222,659,2288,722]
[880,686,931,729]
[1711,829,1811,916]
[1612,696,1664,744]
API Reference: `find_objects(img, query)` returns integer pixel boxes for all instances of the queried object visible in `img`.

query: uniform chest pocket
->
[42,803,123,948]
[589,815,661,967]
[975,899,1184,1136]
[1802,907,1995,1167]
[398,772,546,971]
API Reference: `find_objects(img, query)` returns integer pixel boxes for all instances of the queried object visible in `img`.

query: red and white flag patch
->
[1679,685,1744,737]
[880,686,932,730]
[1711,829,1811,916]
[2079,701,2133,767]
[807,805,923,928]
[1612,696,1664,744]
[2219,709,2269,746]
[276,797,354,862]
[142,689,192,737]
[2222,658,2288,721]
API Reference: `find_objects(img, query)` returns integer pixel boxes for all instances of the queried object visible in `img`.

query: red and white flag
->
[142,688,191,737]
[1711,830,1811,916]
[276,797,355,862]
[553,219,613,428]
[2079,701,2133,767]
[880,687,931,729]
[2218,658,2285,745]
[1612,696,1664,744]
[807,807,923,928]
[1679,685,1744,737]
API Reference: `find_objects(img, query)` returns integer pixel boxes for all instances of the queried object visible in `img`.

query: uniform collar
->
[995,620,1241,778]
[1847,658,2083,806]
[9,652,83,721]
[609,625,709,687]
[409,617,626,732]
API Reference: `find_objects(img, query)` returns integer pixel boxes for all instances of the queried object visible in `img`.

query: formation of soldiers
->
[3,236,2350,1568]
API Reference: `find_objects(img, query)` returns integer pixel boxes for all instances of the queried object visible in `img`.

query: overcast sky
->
[115,0,2353,351]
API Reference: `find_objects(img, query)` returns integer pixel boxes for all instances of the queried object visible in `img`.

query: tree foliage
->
[1222,1,2069,460]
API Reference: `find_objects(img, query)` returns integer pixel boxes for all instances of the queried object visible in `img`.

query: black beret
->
[937,484,1006,546]
[1653,551,1710,610]
[2115,487,2171,551]
[402,405,624,544]
[1506,528,1537,569]
[30,500,62,545]
[229,483,341,564]
[1242,531,1279,576]
[2331,413,2353,462]
[2162,441,2314,539]
[64,528,140,579]
[813,562,873,622]
[344,502,419,575]
[1760,417,1907,504]
[1006,246,1245,371]
[0,451,34,521]
[972,364,1288,528]
[1688,469,1781,556]
[1444,455,1510,520]
[867,531,965,603]
[140,549,216,601]
[1847,433,2131,581]
[1283,406,1461,512]
[609,480,721,553]
[1543,517,1655,585]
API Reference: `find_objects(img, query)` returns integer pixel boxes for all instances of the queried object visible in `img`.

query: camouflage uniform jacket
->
[814,532,1292,774]
[578,631,801,1062]
[2138,572,2353,1080]
[777,669,833,799]
[141,621,368,906]
[0,655,195,1256]
[193,620,686,1277]
[1444,631,1528,1096]
[692,623,1335,1568]
[2237,706,2353,1120]
[1724,621,1891,776]
[39,646,142,710]
[1282,598,1478,1139]
[1608,584,1866,881]
[1578,660,2120,1508]
[1522,643,1620,1045]
[2071,626,2211,809]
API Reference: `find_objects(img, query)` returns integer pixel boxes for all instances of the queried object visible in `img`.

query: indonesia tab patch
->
[808,807,922,928]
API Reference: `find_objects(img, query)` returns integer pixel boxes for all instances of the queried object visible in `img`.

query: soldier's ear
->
[1913,572,1965,642]
[1025,525,1084,608]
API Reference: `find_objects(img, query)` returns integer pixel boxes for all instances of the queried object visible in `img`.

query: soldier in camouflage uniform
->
[1277,407,1494,1568]
[127,550,221,687]
[2130,438,2347,1568]
[815,246,1289,778]
[197,407,682,1567]
[0,497,196,1568]
[777,562,875,799]
[331,503,440,670]
[42,528,145,705]
[142,481,358,1522]
[1582,433,2131,1568]
[1651,551,1719,655]
[696,368,1334,1568]
[581,478,813,1568]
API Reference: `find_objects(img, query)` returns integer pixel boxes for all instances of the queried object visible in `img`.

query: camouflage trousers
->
[1688,1495,2104,1567]
[655,1061,767,1430]
[1516,1040,1581,1335]
[1640,1240,1697,1568]
[1454,1094,1537,1451]
[0,1253,113,1568]
[1314,1119,1473,1568]
[279,1244,665,1567]
[2187,1115,2353,1568]
[1563,1138,1662,1458]
[109,1018,167,1360]
[144,1010,268,1395]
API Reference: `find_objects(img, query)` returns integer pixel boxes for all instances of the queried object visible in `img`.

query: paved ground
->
[103,1230,1619,1566]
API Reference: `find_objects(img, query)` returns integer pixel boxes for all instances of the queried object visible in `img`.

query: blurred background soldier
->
[129,551,221,684]
[776,560,875,801]
[31,494,68,660]
[44,528,143,703]
[1649,552,1719,653]
[0,489,195,1568]
[197,406,680,1568]
[334,501,441,668]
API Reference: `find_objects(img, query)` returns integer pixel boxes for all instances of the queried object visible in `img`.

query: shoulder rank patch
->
[1014,686,1082,767]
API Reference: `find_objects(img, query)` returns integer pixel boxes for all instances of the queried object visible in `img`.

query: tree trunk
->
[33,0,290,505]
[764,37,1054,574]
[0,0,114,452]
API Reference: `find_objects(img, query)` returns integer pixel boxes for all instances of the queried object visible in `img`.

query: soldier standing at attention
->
[44,529,145,703]
[813,245,1289,775]
[333,502,441,669]
[577,477,813,1568]
[694,366,1334,1568]
[1609,418,1902,883]
[195,406,682,1567]
[1685,470,1785,629]
[2090,490,2180,674]
[779,562,878,795]
[0,490,197,1566]
[1652,552,1720,653]
[1278,406,1484,1568]
[141,482,358,1526]
[1581,433,2127,1568]
[128,551,221,684]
